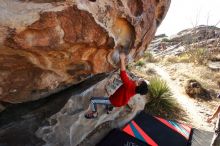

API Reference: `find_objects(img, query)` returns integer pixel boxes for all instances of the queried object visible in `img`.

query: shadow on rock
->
[0,73,108,146]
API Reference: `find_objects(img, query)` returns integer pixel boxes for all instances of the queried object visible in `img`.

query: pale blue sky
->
[156,0,220,36]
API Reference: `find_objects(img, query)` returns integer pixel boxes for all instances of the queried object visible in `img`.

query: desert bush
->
[163,54,191,63]
[143,51,158,62]
[161,38,170,42]
[163,55,179,63]
[163,47,213,65]
[134,60,145,67]
[145,77,184,120]
[126,63,133,71]
[145,68,156,75]
[177,54,190,63]
[184,47,211,65]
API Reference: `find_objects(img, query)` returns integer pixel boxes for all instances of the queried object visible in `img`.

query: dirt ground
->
[132,62,220,132]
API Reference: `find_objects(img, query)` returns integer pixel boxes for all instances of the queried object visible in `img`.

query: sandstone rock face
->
[36,72,147,146]
[0,72,147,146]
[0,73,109,146]
[0,0,170,103]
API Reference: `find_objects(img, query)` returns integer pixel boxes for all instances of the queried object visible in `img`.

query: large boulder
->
[36,72,147,146]
[0,0,171,103]
[0,71,147,146]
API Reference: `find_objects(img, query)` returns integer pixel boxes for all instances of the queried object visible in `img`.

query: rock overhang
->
[0,0,171,103]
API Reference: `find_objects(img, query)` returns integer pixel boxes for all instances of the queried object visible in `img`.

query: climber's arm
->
[119,52,126,71]
[207,105,220,123]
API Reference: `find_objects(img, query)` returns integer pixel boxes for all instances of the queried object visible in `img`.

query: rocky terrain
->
[148,25,220,94]
[132,25,220,131]
[149,25,220,57]
[0,0,171,146]
[2,1,219,145]
[0,0,219,145]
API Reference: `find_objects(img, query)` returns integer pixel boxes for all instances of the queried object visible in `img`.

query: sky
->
[156,0,220,36]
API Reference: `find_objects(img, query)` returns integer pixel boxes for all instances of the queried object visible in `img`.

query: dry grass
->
[162,47,214,65]
[143,51,159,62]
[162,55,190,64]
[163,55,179,63]
[199,70,220,92]
[183,48,211,65]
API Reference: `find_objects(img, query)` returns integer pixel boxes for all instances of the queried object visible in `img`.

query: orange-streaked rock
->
[0,0,171,103]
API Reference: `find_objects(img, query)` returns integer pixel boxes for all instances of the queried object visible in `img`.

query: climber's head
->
[135,79,148,95]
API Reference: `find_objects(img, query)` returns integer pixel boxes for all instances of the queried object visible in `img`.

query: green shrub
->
[143,51,158,62]
[126,63,133,71]
[177,53,190,63]
[135,60,145,67]
[161,38,170,42]
[145,77,185,120]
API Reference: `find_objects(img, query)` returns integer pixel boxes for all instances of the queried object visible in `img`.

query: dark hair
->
[135,81,148,95]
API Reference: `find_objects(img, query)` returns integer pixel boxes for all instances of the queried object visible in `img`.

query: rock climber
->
[85,52,148,119]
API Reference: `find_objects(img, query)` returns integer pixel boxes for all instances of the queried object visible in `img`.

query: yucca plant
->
[145,77,185,120]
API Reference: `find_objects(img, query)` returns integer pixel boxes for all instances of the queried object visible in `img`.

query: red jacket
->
[109,70,136,107]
